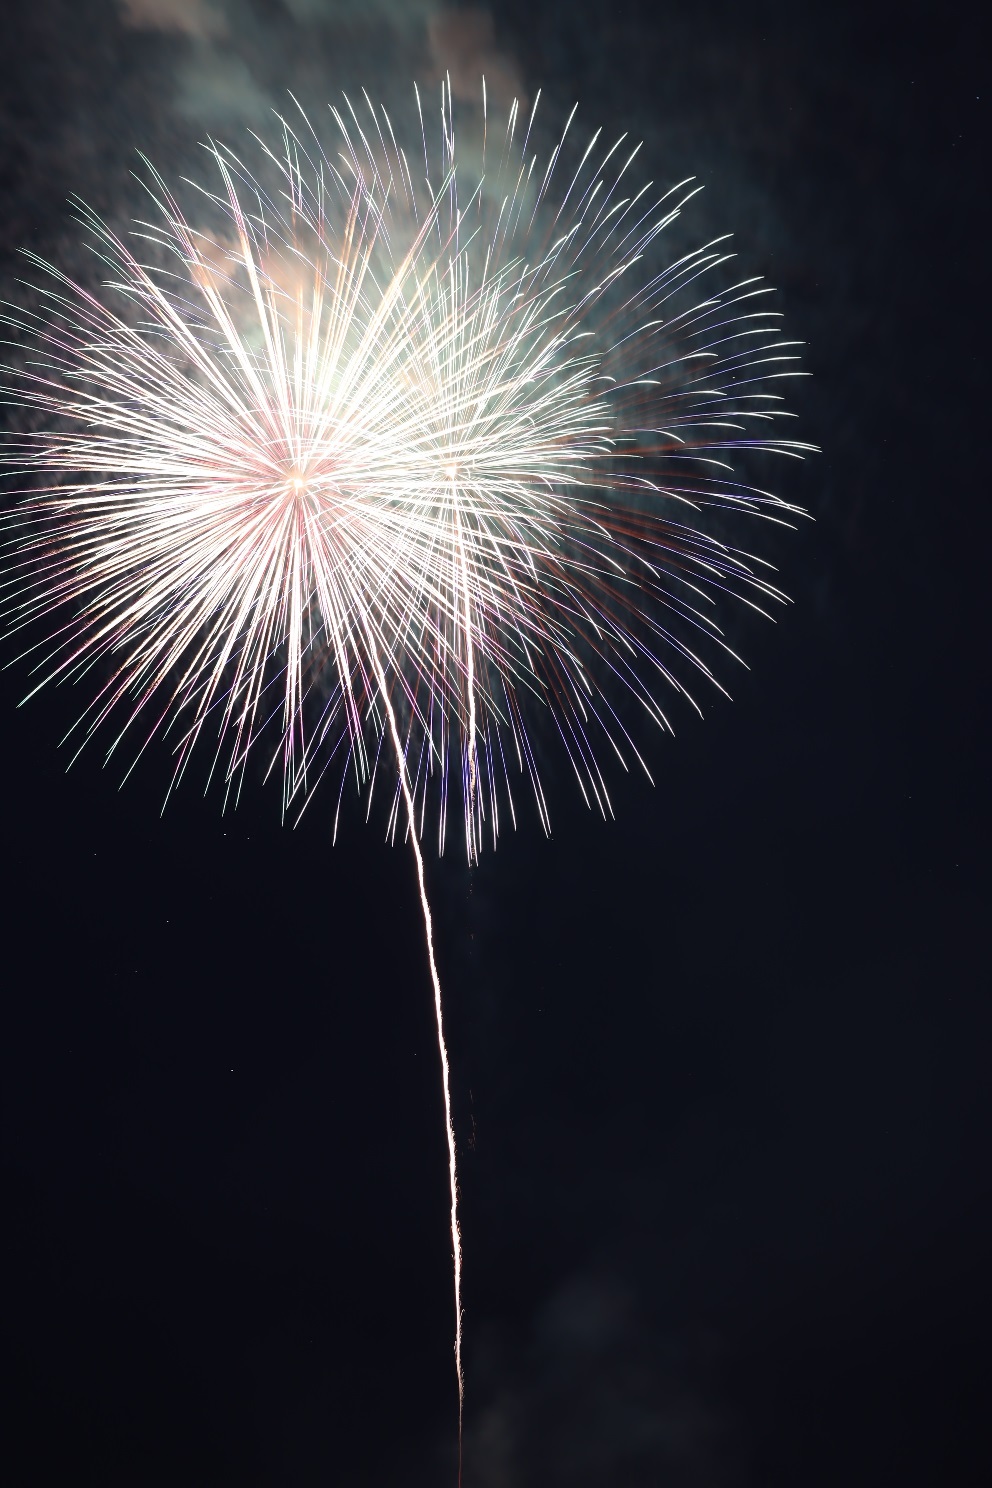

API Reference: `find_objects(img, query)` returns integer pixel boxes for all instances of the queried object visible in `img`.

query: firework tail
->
[365,628,464,1477]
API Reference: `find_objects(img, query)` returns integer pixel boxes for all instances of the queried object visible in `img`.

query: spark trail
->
[0,82,812,1475]
[373,641,465,1454]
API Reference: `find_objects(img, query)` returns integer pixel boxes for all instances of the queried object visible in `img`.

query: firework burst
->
[1,82,812,1476]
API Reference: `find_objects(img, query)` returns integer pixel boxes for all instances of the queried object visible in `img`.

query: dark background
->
[1,1,987,1483]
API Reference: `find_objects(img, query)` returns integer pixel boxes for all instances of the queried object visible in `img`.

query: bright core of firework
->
[1,83,812,1467]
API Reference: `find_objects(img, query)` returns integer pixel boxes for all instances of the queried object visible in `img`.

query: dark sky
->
[1,1,987,1484]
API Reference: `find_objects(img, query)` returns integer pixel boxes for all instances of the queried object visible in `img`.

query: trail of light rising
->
[373,640,465,1466]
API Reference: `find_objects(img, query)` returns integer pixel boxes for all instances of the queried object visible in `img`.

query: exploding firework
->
[0,83,811,1476]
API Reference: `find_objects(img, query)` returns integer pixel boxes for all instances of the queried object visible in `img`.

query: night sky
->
[1,2,987,1484]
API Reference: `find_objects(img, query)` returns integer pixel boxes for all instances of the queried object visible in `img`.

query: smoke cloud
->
[116,1,524,127]
[117,0,226,38]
